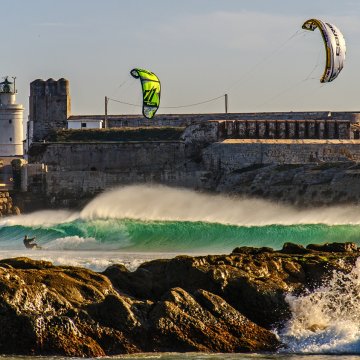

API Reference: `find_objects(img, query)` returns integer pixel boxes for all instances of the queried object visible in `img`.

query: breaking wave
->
[0,185,360,252]
[280,258,360,354]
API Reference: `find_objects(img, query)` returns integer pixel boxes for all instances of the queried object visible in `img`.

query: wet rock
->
[306,242,359,253]
[0,245,359,356]
[0,257,138,356]
[0,192,20,216]
[105,246,359,330]
[280,242,308,254]
[231,246,274,255]
[148,287,279,352]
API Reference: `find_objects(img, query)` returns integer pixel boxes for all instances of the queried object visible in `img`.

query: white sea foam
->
[0,249,177,272]
[43,236,99,250]
[0,210,78,227]
[280,258,360,353]
[80,185,360,226]
[2,185,360,227]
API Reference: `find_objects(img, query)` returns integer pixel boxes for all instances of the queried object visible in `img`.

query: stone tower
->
[0,77,24,156]
[28,78,71,142]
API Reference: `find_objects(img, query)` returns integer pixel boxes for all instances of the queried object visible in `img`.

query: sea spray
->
[280,258,360,353]
[2,185,360,227]
[80,185,360,226]
[0,209,78,227]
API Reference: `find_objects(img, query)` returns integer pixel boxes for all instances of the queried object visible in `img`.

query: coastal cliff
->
[0,242,358,356]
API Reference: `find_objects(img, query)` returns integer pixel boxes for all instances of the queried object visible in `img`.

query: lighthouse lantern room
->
[0,76,24,156]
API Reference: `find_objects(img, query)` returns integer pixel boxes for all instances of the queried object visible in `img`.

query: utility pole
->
[104,96,108,128]
[224,94,228,114]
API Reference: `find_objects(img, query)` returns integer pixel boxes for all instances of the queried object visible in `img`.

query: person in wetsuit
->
[23,235,39,249]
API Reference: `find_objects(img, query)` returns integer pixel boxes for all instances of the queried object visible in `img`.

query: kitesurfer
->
[23,235,40,249]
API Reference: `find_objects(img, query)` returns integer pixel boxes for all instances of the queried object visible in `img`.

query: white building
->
[0,77,24,156]
[67,118,103,130]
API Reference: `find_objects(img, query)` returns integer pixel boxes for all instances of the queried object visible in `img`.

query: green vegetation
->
[45,127,185,142]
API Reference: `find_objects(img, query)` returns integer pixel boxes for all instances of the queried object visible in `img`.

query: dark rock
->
[231,246,274,255]
[148,287,279,352]
[280,242,309,254]
[306,242,359,253]
[0,257,54,270]
[0,244,358,356]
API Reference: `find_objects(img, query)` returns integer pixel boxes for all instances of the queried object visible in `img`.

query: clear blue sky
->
[4,0,360,116]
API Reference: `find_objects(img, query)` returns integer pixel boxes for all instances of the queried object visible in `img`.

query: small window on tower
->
[9,137,12,142]
[81,123,87,128]
[8,119,12,124]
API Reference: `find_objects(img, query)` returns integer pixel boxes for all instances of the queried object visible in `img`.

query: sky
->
[3,0,360,117]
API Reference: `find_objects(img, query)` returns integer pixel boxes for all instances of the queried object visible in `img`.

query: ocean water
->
[1,185,360,358]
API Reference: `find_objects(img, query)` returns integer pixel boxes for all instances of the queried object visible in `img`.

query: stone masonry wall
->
[183,120,352,143]
[203,140,360,172]
[27,142,206,206]
[68,111,360,129]
[29,78,71,141]
[199,139,360,205]
[26,137,360,207]
[29,142,186,171]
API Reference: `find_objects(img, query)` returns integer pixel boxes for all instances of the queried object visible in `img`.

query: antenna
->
[12,77,16,93]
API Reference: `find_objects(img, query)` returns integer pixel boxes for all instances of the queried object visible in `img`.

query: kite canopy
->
[302,19,346,83]
[130,68,161,119]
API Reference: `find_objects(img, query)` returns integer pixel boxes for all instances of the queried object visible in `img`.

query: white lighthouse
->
[0,77,24,157]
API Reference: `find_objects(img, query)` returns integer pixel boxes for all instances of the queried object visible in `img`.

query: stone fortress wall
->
[69,111,360,129]
[21,78,360,208]
[28,78,71,142]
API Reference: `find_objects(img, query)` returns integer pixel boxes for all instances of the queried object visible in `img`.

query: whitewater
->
[2,185,360,358]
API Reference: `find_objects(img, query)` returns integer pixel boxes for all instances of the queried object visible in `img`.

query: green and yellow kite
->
[130,68,161,119]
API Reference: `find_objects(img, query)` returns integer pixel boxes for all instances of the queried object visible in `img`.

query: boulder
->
[306,242,359,253]
[0,244,358,356]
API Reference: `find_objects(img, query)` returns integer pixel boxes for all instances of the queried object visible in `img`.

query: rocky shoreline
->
[0,192,20,217]
[0,242,358,356]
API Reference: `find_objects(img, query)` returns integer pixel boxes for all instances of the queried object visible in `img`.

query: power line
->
[107,98,140,107]
[107,94,225,109]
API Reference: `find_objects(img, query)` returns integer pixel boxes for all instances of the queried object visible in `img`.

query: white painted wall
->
[68,119,103,130]
[0,93,24,156]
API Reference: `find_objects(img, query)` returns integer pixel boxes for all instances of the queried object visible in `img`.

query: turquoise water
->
[1,219,360,253]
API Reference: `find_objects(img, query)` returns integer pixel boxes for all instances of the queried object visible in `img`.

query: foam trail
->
[0,210,78,227]
[3,185,360,227]
[280,258,360,353]
[44,236,99,251]
[80,185,360,226]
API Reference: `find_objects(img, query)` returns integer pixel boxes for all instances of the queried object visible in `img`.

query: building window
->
[8,119,12,124]
[9,137,12,142]
[81,122,87,128]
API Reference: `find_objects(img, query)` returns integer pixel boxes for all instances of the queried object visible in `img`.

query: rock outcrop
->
[0,192,20,216]
[0,243,358,356]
